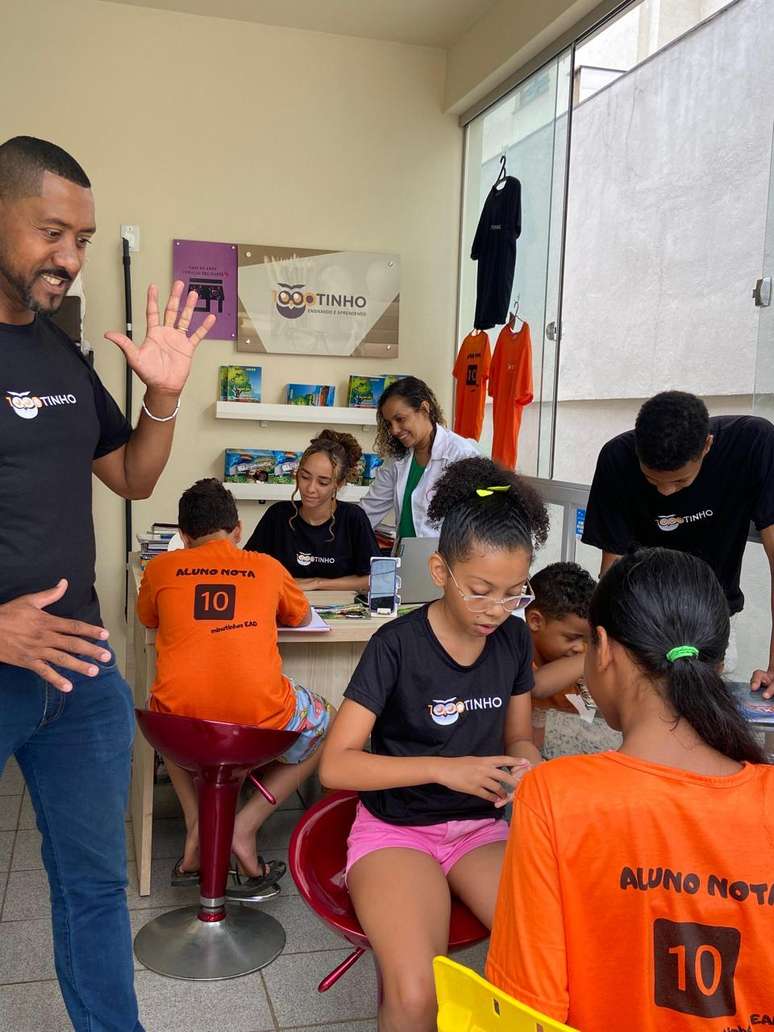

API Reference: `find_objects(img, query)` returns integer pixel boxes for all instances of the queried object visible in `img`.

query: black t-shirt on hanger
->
[345,604,534,826]
[244,499,380,580]
[582,415,774,614]
[471,176,522,331]
[0,316,132,624]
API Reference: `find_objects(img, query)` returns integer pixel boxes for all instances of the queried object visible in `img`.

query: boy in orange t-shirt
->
[137,478,334,896]
[526,562,595,751]
[487,548,774,1031]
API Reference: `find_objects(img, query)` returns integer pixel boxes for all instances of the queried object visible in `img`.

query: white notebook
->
[279,608,330,633]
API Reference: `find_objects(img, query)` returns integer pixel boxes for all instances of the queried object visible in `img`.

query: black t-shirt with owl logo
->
[0,317,131,623]
[345,604,534,825]
[582,415,774,615]
[244,500,380,580]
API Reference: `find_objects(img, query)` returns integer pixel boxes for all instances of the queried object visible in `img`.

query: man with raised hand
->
[0,136,215,1032]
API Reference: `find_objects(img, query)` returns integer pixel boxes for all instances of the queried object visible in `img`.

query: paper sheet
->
[279,608,330,633]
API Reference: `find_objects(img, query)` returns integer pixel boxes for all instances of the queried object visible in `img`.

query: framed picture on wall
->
[172,240,238,341]
[237,243,400,358]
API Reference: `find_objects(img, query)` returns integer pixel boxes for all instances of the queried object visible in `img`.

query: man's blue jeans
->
[0,653,144,1032]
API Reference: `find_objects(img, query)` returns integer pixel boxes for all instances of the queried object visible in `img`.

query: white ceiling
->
[99,0,499,48]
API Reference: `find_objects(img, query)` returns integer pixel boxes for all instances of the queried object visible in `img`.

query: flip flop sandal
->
[224,858,286,901]
[170,858,199,887]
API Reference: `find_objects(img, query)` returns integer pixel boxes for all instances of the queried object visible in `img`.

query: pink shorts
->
[345,801,509,880]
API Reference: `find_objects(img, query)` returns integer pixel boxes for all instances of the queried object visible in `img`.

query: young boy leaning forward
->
[526,562,595,752]
[137,478,334,897]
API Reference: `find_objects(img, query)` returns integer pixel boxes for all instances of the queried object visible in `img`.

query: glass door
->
[753,127,774,421]
[458,50,573,477]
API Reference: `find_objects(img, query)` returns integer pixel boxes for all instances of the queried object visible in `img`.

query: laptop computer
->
[397,537,443,604]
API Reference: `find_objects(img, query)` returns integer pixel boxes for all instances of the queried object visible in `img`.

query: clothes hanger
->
[494,154,507,190]
[507,296,524,331]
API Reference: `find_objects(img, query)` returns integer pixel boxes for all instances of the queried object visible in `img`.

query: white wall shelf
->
[216,401,377,428]
[226,482,371,502]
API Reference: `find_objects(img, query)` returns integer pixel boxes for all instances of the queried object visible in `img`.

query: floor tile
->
[0,795,21,832]
[258,895,342,955]
[0,979,69,1031]
[127,859,200,911]
[134,968,274,1032]
[286,1023,377,1032]
[2,868,50,922]
[453,938,489,976]
[0,832,14,872]
[17,792,36,830]
[263,948,378,1027]
[0,759,24,797]
[0,917,56,982]
[150,817,186,859]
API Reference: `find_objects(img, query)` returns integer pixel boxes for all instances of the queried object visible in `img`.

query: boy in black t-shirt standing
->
[582,391,774,696]
[0,137,215,1032]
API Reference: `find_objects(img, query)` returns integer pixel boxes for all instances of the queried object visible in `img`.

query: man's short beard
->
[0,249,65,316]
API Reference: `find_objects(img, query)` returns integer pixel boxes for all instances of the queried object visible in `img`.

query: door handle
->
[753,277,772,307]
[546,320,560,341]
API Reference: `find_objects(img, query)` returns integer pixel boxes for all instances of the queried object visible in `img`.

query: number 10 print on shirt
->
[654,919,740,1017]
[193,583,237,621]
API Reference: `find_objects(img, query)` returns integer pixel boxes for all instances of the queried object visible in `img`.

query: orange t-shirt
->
[453,330,491,441]
[489,322,533,469]
[487,752,774,1032]
[137,538,309,728]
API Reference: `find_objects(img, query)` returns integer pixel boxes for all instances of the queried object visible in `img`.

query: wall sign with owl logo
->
[237,243,400,358]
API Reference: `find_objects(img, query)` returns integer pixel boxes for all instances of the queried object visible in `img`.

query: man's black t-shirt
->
[344,605,534,826]
[244,500,380,579]
[582,415,774,613]
[0,317,132,623]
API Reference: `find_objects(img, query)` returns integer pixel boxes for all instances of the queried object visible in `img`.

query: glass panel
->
[753,126,774,422]
[459,51,573,476]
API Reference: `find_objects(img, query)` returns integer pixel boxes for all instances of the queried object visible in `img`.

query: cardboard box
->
[286,383,335,406]
[347,374,406,409]
[218,366,262,402]
[224,449,300,484]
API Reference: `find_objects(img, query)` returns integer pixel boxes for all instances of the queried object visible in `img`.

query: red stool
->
[133,709,299,980]
[288,790,488,993]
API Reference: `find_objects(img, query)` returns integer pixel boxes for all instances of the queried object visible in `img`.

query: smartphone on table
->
[368,557,401,616]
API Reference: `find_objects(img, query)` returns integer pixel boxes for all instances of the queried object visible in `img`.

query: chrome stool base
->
[133,902,285,980]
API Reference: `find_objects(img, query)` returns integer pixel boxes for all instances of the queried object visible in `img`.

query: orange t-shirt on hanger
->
[452,330,491,441]
[489,321,533,469]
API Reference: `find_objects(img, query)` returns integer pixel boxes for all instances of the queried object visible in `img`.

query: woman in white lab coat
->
[361,376,478,539]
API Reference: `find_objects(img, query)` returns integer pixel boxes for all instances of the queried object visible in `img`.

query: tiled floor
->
[0,759,488,1032]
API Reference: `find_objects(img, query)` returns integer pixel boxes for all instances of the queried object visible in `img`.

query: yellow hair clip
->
[475,485,510,498]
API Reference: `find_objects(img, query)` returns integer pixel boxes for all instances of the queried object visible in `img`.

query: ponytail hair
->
[590,548,766,764]
[427,456,549,563]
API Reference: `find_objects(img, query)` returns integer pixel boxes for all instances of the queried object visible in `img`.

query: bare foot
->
[180,829,200,873]
[230,831,270,879]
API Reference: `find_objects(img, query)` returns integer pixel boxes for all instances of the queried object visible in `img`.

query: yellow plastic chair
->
[434,956,579,1032]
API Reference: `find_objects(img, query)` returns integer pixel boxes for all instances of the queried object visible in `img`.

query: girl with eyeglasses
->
[320,456,547,1032]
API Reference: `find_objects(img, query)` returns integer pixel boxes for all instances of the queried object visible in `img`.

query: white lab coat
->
[360,424,479,537]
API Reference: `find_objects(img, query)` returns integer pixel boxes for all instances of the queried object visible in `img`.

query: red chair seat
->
[289,790,488,991]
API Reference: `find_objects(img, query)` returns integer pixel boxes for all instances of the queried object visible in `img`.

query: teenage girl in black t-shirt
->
[245,429,380,592]
[320,456,547,1032]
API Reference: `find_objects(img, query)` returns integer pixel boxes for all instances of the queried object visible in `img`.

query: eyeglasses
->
[443,561,534,614]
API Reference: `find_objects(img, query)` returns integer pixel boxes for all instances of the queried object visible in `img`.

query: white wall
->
[1,0,463,665]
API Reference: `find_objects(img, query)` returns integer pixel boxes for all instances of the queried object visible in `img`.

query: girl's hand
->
[436,755,531,805]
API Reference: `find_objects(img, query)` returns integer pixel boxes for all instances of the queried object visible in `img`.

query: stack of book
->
[137,523,178,568]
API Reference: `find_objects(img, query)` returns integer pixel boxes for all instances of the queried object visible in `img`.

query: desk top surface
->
[128,555,395,645]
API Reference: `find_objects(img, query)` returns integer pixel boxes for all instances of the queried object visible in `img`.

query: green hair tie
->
[666,645,699,663]
[476,485,510,498]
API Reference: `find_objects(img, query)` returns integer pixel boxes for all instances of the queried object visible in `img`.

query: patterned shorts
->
[278,681,333,765]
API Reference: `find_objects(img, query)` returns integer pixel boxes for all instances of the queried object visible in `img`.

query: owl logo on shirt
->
[656,515,684,532]
[297,552,313,567]
[6,391,39,420]
[428,698,466,726]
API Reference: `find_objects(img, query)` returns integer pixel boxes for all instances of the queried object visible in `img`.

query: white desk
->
[125,555,392,895]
